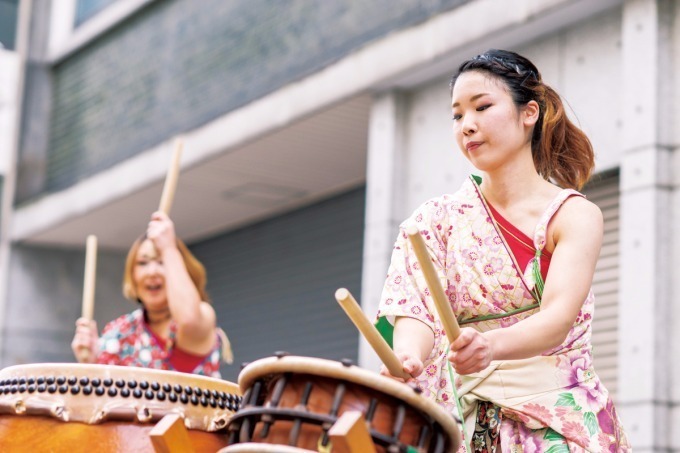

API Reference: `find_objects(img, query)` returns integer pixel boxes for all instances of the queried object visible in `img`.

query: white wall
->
[0,50,20,176]
[403,78,475,215]
[521,9,624,172]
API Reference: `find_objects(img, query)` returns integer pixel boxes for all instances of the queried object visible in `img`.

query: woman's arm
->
[449,197,603,374]
[147,211,217,355]
[378,197,453,381]
[380,316,435,381]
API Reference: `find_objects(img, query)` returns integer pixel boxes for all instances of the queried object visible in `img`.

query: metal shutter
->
[190,188,365,382]
[583,170,620,399]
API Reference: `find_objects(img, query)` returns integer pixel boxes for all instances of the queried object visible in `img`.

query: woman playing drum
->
[71,211,231,378]
[376,49,630,451]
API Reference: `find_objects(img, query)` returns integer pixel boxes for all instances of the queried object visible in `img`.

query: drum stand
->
[328,410,377,453]
[150,414,195,453]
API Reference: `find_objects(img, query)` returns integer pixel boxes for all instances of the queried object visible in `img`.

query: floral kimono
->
[97,308,224,378]
[376,176,629,452]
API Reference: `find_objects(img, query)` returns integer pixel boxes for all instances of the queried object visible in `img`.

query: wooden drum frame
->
[225,355,460,453]
[0,363,242,452]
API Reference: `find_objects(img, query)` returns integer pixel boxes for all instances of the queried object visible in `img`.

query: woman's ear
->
[523,100,540,127]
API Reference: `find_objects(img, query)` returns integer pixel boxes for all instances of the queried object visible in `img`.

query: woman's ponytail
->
[534,85,594,190]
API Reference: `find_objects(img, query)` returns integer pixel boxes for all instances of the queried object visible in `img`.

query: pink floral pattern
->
[377,176,629,452]
[97,308,223,378]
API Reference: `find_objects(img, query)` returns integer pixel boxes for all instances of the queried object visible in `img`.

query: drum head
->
[0,363,241,431]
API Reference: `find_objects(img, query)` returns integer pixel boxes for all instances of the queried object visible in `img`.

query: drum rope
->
[448,344,472,453]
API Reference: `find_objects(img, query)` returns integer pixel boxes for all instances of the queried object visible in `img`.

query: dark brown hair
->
[450,49,594,190]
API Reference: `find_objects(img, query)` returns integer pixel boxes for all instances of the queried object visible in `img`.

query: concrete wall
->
[617,1,677,450]
[1,244,127,367]
[19,0,470,202]
[15,0,52,204]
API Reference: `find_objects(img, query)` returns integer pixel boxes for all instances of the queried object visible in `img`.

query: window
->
[75,0,118,27]
[0,0,18,50]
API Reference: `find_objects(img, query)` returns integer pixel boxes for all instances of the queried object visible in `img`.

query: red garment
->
[145,323,208,373]
[486,203,551,282]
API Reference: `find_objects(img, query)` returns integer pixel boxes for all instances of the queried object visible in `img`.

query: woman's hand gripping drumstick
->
[406,225,494,374]
[405,225,461,343]
[72,235,100,363]
[158,137,183,215]
[334,288,412,381]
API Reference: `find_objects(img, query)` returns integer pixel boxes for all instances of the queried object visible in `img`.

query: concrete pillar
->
[672,147,680,449]
[669,2,680,448]
[358,91,408,371]
[0,0,33,367]
[618,0,676,450]
[48,0,76,57]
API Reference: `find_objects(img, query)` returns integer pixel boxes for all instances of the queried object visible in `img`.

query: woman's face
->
[133,239,167,310]
[451,70,533,172]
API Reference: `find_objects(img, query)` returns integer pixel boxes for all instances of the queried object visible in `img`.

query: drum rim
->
[0,363,239,392]
[237,356,461,449]
[0,362,242,431]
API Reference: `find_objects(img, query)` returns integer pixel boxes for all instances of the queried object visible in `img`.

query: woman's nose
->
[145,260,163,275]
[462,117,477,135]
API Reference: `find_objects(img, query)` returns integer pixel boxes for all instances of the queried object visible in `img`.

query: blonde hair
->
[122,236,210,302]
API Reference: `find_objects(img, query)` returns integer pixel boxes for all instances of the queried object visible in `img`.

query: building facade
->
[1,0,678,450]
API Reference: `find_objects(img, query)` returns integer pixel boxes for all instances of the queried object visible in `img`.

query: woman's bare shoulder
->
[553,195,603,243]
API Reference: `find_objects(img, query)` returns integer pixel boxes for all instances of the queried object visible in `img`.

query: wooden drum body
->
[0,363,242,452]
[225,356,460,453]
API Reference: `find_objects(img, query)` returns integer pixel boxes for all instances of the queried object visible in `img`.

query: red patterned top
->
[96,308,223,378]
[486,202,552,282]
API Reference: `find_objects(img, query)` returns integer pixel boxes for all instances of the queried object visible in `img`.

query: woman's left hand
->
[146,211,177,254]
[447,327,493,375]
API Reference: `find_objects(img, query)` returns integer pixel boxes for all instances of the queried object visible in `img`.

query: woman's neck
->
[480,152,553,209]
[144,307,172,325]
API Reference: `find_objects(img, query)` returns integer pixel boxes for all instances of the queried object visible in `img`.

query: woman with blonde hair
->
[72,211,232,377]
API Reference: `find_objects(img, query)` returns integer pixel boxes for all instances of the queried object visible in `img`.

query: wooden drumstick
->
[335,288,411,380]
[80,234,98,361]
[81,235,98,320]
[158,137,184,215]
[405,224,461,343]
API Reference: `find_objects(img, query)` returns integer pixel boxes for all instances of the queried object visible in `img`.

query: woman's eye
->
[477,104,491,112]
[452,113,462,121]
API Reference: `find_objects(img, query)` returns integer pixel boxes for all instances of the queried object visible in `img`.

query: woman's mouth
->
[466,141,483,151]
